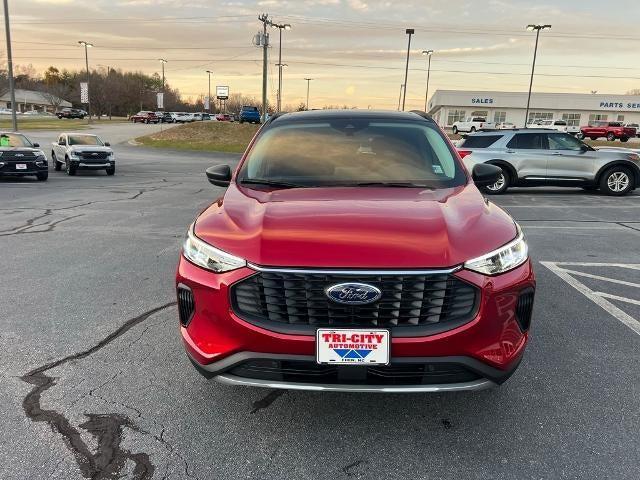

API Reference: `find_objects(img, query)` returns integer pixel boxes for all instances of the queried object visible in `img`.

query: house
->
[0,89,72,113]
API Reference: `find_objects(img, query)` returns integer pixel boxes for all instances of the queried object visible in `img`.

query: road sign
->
[80,82,89,103]
[204,96,210,110]
[157,93,164,109]
[216,86,229,100]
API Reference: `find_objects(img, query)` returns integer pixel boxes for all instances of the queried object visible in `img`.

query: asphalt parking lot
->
[1,126,639,479]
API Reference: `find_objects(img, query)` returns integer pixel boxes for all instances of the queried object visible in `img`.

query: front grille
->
[177,285,195,327]
[228,359,481,386]
[3,151,35,160]
[80,151,109,160]
[515,288,535,331]
[231,271,479,336]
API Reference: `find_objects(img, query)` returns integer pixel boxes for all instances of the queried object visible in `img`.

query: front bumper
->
[177,258,535,392]
[70,160,114,170]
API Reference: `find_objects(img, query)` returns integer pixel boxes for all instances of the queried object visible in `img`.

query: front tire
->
[36,172,48,181]
[65,157,76,176]
[106,166,115,176]
[52,152,61,171]
[599,166,633,196]
[483,166,510,195]
[452,125,458,135]
[470,126,476,133]
[621,136,629,143]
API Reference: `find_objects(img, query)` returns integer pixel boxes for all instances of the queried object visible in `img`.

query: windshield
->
[0,133,33,148]
[238,119,467,188]
[68,135,103,146]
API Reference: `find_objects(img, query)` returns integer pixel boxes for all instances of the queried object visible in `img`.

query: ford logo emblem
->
[325,283,382,305]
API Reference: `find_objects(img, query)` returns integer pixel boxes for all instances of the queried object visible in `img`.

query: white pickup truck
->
[51,132,115,176]
[451,117,496,134]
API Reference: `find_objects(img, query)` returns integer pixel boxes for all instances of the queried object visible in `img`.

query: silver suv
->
[457,129,640,196]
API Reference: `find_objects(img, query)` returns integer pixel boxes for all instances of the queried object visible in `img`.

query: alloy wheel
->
[607,172,630,192]
[486,173,506,192]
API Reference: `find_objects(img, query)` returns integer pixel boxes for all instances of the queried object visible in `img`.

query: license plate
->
[16,164,27,170]
[316,329,390,365]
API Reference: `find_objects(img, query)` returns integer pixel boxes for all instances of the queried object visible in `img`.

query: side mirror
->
[32,143,39,148]
[580,143,589,152]
[58,140,65,146]
[472,163,502,187]
[205,164,232,187]
[104,142,111,147]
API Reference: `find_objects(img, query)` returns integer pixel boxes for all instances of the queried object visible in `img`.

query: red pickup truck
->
[578,121,635,142]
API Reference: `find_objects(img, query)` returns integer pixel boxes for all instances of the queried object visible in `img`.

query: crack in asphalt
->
[342,460,366,477]
[250,389,285,414]
[20,302,176,480]
[0,214,84,237]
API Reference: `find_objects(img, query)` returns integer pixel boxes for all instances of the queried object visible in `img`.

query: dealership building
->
[427,90,640,128]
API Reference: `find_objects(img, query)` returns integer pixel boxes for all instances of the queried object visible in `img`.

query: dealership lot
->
[1,132,639,479]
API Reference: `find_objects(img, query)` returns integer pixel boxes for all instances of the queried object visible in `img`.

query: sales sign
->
[80,82,89,103]
[157,93,164,109]
[216,86,229,100]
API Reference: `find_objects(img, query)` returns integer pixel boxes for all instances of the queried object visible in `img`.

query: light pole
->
[524,24,551,127]
[397,84,404,111]
[304,78,313,110]
[271,22,291,112]
[97,64,113,120]
[401,28,414,111]
[159,58,167,111]
[206,70,213,114]
[3,0,17,131]
[421,49,433,112]
[78,40,93,122]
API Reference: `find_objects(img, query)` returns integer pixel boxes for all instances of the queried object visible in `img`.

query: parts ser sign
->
[600,101,640,109]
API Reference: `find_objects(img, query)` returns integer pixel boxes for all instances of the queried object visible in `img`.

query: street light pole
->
[270,22,291,112]
[159,58,167,110]
[401,28,414,111]
[78,40,93,123]
[258,14,270,123]
[304,78,313,110]
[3,0,17,131]
[524,24,551,128]
[97,64,112,120]
[397,84,404,111]
[206,70,213,114]
[421,49,433,112]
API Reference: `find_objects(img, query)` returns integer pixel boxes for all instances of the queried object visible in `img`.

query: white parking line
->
[541,261,640,336]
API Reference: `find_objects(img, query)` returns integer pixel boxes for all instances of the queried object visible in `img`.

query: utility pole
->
[304,78,313,110]
[401,28,414,111]
[3,0,17,131]
[206,70,213,114]
[258,13,270,123]
[524,24,551,127]
[397,84,404,111]
[159,58,167,110]
[421,50,433,112]
[78,40,93,123]
[270,22,291,112]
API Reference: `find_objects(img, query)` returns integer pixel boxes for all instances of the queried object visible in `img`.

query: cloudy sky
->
[5,0,640,109]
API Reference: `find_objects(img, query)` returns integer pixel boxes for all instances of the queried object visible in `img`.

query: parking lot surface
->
[1,131,639,479]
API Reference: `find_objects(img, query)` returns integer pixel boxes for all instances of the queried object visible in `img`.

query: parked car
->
[496,122,516,130]
[624,123,639,137]
[174,112,195,123]
[129,111,160,124]
[238,105,261,124]
[527,119,569,133]
[57,108,87,119]
[215,113,233,122]
[177,109,535,392]
[193,113,212,121]
[154,111,173,123]
[0,108,13,115]
[0,132,48,181]
[451,117,495,134]
[577,121,636,142]
[51,133,115,176]
[457,129,640,195]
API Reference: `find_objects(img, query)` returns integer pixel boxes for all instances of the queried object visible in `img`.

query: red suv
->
[129,111,160,124]
[176,110,535,392]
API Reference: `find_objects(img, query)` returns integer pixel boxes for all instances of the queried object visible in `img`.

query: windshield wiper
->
[239,178,307,189]
[354,182,435,189]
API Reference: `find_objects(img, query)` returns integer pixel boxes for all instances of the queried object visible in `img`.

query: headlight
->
[182,224,246,273]
[627,153,639,161]
[464,225,528,275]
[35,150,46,158]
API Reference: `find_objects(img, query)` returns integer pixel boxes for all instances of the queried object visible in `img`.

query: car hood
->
[193,183,517,269]
[69,146,113,153]
[0,147,40,152]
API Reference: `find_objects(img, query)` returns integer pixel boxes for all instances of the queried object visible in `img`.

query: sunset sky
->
[6,0,640,109]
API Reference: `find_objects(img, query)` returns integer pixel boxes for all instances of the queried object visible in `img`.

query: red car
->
[129,111,160,124]
[176,110,535,392]
[215,114,233,122]
[578,121,636,142]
